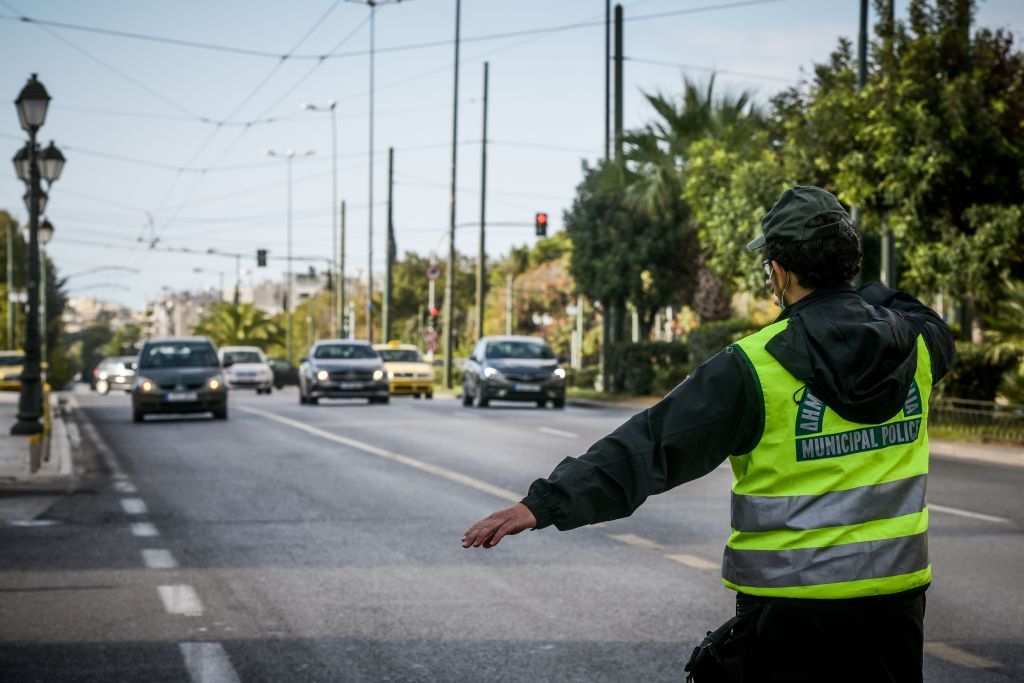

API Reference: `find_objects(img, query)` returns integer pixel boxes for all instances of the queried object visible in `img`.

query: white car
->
[218,346,273,394]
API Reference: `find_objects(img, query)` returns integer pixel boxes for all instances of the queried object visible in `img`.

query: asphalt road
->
[0,387,1021,682]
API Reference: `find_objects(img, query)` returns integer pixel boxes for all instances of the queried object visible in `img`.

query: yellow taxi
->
[0,350,25,391]
[373,342,434,399]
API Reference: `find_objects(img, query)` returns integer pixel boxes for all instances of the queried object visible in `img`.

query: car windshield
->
[485,341,554,360]
[0,355,24,366]
[378,349,423,363]
[314,344,378,360]
[139,342,218,369]
[223,351,263,365]
[116,357,137,370]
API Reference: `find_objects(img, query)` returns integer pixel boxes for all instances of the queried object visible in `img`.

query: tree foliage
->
[193,302,283,349]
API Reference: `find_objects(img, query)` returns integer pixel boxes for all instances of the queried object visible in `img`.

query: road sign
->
[426,264,440,280]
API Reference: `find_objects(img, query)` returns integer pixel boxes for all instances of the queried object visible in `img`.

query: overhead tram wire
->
[0,0,794,62]
[627,57,798,83]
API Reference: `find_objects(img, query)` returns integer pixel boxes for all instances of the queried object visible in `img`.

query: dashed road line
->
[929,503,1011,525]
[142,548,178,570]
[537,426,578,439]
[113,480,138,494]
[120,498,148,515]
[665,553,719,570]
[608,533,663,550]
[238,406,522,503]
[158,584,204,616]
[131,522,160,537]
[924,642,1001,669]
[179,642,241,683]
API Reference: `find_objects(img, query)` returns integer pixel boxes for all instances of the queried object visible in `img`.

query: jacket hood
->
[765,286,919,424]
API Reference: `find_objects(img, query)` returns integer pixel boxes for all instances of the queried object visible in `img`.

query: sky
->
[1,0,1021,310]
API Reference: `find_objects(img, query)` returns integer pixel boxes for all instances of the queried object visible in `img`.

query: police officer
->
[462,186,955,682]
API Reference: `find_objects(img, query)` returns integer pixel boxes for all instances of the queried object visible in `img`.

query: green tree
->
[193,302,283,349]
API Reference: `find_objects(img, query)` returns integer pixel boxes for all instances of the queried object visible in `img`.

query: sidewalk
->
[0,391,78,493]
[567,395,1024,469]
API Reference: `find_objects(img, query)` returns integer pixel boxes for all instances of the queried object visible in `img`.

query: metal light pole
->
[302,99,339,335]
[442,0,462,389]
[11,74,64,436]
[475,61,489,341]
[38,219,53,372]
[264,148,314,362]
[6,221,12,349]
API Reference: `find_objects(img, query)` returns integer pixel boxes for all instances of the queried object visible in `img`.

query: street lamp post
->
[10,74,64,436]
[38,219,53,373]
[264,148,314,362]
[302,100,341,337]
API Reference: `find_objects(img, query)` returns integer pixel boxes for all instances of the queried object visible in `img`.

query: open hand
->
[462,503,537,549]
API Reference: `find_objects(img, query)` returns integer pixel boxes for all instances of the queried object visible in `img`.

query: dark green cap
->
[745,185,852,250]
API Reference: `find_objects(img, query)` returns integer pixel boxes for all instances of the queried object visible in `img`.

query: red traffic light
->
[535,212,548,225]
[430,307,439,317]
[534,212,549,237]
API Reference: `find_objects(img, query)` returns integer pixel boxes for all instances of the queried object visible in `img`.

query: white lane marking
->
[142,548,178,570]
[131,522,160,537]
[608,533,663,550]
[158,584,204,616]
[537,426,578,439]
[665,553,719,570]
[179,642,241,683]
[120,498,148,515]
[238,406,522,503]
[929,503,1012,525]
[67,396,128,479]
[113,481,138,494]
[924,642,1000,669]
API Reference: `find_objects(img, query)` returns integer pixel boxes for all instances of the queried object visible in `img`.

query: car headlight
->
[208,377,222,391]
[137,377,157,393]
[483,367,501,379]
[373,369,385,381]
[316,369,329,381]
[554,368,566,379]
[98,371,108,380]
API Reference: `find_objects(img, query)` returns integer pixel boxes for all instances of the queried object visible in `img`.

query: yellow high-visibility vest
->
[725,319,932,599]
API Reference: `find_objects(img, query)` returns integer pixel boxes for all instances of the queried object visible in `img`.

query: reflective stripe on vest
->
[724,320,933,599]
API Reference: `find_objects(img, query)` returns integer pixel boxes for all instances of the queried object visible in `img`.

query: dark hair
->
[765,212,863,288]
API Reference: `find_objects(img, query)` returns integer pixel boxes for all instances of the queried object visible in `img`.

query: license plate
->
[514,383,541,392]
[167,391,197,402]
[339,382,363,390]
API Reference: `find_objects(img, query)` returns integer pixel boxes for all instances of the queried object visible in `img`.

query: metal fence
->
[929,397,1024,443]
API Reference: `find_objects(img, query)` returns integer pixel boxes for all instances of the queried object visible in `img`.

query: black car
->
[462,335,566,408]
[298,340,389,405]
[131,337,227,422]
[268,357,299,389]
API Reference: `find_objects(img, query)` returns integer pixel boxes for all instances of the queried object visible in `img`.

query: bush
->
[686,318,758,365]
[606,341,690,395]
[937,342,1019,402]
[565,365,600,390]
[433,363,464,388]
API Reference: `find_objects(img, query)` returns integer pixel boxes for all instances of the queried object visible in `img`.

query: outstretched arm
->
[461,348,761,548]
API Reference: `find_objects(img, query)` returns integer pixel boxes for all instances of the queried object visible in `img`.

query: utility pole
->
[879,0,896,288]
[233,254,241,305]
[614,3,624,160]
[338,199,345,337]
[604,0,611,160]
[852,0,870,279]
[383,147,395,343]
[366,3,377,344]
[442,0,461,388]
[505,272,513,336]
[475,61,489,341]
[6,224,12,349]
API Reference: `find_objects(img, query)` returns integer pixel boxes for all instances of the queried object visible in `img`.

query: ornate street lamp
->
[10,74,61,436]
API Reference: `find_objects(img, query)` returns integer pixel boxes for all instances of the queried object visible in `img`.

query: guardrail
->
[929,397,1024,444]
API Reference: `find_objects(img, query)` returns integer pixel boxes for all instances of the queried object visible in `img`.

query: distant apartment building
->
[63,297,142,335]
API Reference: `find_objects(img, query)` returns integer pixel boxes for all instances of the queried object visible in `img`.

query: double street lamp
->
[10,74,65,435]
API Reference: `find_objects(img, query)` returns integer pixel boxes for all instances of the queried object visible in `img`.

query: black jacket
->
[521,283,955,531]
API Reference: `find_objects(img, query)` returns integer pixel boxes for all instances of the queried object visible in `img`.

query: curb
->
[0,393,80,494]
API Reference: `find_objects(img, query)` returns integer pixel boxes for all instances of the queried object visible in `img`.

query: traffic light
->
[256,248,267,267]
[429,307,439,328]
[534,212,548,237]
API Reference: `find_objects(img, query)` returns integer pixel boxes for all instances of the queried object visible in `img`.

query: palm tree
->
[622,76,763,322]
[193,302,283,350]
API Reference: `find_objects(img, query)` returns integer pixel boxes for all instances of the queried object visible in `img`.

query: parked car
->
[298,340,389,405]
[93,356,137,394]
[462,335,566,408]
[373,342,434,399]
[0,350,24,391]
[131,337,227,422]
[268,357,299,389]
[218,346,273,394]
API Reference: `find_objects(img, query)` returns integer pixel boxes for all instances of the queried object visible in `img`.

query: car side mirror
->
[222,359,233,368]
[300,357,308,364]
